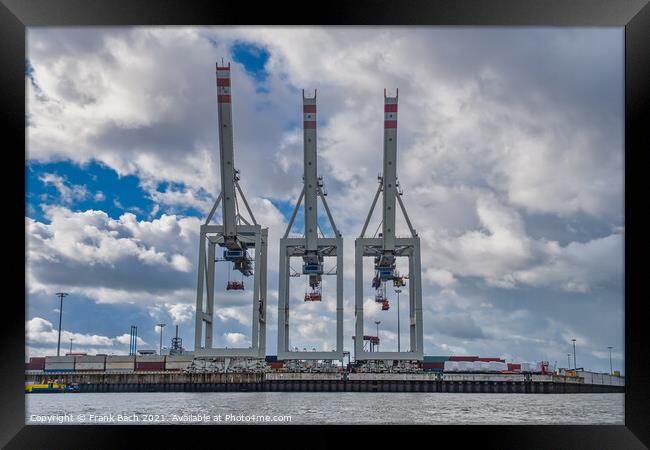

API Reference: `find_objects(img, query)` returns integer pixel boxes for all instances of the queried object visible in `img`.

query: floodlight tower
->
[354,89,423,361]
[194,62,268,358]
[277,90,344,361]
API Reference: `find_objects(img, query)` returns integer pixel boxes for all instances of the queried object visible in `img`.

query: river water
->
[26,392,624,425]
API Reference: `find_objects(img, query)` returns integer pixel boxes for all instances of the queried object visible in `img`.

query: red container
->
[421,362,444,369]
[136,362,165,371]
[449,356,479,362]
[269,362,284,369]
[507,363,521,371]
[28,357,46,369]
[478,357,505,362]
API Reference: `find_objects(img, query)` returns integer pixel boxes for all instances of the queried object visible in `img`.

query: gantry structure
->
[354,89,423,360]
[277,90,344,360]
[194,62,268,358]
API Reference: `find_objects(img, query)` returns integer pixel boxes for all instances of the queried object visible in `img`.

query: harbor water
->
[26,392,624,425]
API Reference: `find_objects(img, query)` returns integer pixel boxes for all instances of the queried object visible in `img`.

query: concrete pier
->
[25,372,624,394]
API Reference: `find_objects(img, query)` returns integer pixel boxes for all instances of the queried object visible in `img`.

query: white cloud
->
[224,332,248,346]
[39,173,89,204]
[26,317,146,347]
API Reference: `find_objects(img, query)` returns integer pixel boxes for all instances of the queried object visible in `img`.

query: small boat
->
[25,381,80,393]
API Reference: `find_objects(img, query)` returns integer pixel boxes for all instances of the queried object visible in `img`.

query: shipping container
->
[507,363,521,371]
[477,357,505,362]
[423,356,450,363]
[45,356,75,364]
[107,355,136,361]
[136,361,165,371]
[136,355,165,363]
[74,355,106,371]
[29,357,46,369]
[43,368,75,373]
[265,355,278,362]
[449,356,479,362]
[44,356,75,371]
[421,362,444,369]
[105,368,135,373]
[105,362,136,370]
[165,356,193,371]
[26,357,46,370]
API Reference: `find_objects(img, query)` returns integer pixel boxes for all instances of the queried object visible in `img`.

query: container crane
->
[277,90,344,361]
[194,62,268,358]
[354,89,424,361]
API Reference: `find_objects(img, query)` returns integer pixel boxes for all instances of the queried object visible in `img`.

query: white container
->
[444,361,458,372]
[107,356,136,363]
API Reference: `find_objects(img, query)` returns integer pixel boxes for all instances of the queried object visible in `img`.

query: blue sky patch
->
[26,160,157,222]
[231,41,270,83]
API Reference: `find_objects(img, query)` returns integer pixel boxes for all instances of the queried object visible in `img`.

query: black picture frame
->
[3,0,648,446]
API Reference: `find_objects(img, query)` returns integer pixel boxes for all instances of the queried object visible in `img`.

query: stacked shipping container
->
[44,356,75,372]
[164,355,194,371]
[135,355,165,371]
[25,357,45,371]
[105,356,135,372]
[74,355,105,371]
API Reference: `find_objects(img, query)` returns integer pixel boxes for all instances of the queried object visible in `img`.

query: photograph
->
[23,25,626,426]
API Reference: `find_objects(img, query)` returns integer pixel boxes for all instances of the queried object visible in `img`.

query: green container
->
[423,356,450,363]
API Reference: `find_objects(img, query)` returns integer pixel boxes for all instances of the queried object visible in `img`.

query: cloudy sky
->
[25,27,624,373]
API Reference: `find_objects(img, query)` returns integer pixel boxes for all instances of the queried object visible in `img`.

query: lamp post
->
[374,320,381,352]
[571,339,577,370]
[567,353,571,370]
[55,292,68,357]
[69,338,74,354]
[157,323,166,355]
[395,289,402,352]
[608,346,613,375]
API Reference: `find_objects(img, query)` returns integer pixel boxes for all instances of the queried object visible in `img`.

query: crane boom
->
[382,89,398,253]
[216,62,239,248]
[303,90,318,252]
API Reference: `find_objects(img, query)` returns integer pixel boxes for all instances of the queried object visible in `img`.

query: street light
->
[395,289,402,352]
[571,339,577,370]
[567,353,571,370]
[55,293,68,357]
[608,346,613,375]
[157,323,166,355]
[69,338,74,354]
[374,321,381,352]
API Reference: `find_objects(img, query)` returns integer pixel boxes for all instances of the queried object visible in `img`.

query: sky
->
[25,26,624,373]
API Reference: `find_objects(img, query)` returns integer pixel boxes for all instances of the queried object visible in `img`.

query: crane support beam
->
[283,187,305,238]
[318,187,341,238]
[235,179,257,226]
[360,181,382,238]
